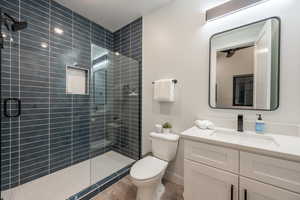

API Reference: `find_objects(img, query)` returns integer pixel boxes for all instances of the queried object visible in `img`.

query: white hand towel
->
[204,120,215,130]
[194,120,215,130]
[153,81,160,100]
[194,120,207,129]
[153,79,175,102]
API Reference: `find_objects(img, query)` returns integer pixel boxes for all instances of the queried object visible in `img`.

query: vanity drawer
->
[184,140,239,173]
[240,151,300,193]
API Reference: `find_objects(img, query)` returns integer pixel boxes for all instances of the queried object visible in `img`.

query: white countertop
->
[181,126,300,162]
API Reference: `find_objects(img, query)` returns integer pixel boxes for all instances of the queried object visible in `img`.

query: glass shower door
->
[90,44,140,186]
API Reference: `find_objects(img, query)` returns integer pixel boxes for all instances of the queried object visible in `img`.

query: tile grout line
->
[9,13,12,189]
[18,0,21,186]
[88,21,94,185]
[103,24,106,160]
[48,0,51,174]
[89,20,92,186]
[71,11,74,165]
[129,23,132,154]
[119,29,122,154]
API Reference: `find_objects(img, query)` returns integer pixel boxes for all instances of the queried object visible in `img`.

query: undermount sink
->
[210,128,280,147]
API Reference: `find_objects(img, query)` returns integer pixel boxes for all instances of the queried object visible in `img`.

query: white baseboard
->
[164,170,184,186]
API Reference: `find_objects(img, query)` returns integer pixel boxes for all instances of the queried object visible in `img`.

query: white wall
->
[142,0,300,184]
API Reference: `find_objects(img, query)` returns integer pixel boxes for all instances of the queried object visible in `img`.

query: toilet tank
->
[150,132,179,162]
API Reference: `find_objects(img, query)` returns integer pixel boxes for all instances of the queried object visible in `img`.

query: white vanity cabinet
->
[184,159,238,200]
[183,140,300,200]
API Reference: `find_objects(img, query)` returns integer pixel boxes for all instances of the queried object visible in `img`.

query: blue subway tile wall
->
[49,1,73,173]
[1,0,20,189]
[71,13,92,165]
[1,0,142,192]
[19,0,50,185]
[112,18,142,160]
[114,18,142,62]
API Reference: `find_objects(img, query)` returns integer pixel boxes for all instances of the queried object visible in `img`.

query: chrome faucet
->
[237,114,244,132]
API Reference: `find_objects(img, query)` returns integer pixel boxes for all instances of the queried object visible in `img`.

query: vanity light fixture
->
[54,27,64,35]
[206,0,271,21]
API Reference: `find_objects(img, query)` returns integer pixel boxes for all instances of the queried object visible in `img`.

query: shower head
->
[3,13,27,32]
[11,21,28,32]
[1,13,27,48]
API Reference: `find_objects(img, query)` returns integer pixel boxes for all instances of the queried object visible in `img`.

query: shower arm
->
[0,12,28,49]
[4,13,17,24]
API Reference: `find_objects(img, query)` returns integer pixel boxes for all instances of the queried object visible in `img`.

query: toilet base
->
[155,182,165,200]
[135,179,165,200]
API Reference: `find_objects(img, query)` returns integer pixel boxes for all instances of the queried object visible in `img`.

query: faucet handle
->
[237,114,244,132]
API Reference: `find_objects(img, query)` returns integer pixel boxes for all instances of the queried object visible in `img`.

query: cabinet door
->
[240,151,300,193]
[239,177,300,200]
[184,159,238,200]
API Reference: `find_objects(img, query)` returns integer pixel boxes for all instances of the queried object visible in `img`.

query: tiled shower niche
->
[0,0,142,194]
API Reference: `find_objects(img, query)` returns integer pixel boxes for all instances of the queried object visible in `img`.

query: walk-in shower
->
[0,1,142,199]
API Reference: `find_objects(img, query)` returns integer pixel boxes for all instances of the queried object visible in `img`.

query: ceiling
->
[55,0,173,32]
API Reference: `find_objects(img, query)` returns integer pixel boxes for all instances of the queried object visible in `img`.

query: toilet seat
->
[130,156,168,181]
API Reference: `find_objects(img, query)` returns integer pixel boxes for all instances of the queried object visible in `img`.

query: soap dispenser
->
[255,114,265,134]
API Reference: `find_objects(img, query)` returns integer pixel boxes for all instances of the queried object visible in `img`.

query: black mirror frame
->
[208,17,281,111]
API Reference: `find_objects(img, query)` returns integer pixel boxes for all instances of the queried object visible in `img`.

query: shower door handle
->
[3,98,21,118]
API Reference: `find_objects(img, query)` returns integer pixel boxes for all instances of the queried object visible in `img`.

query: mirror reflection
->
[91,44,108,109]
[209,18,280,110]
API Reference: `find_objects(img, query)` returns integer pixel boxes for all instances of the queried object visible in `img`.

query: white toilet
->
[130,132,179,200]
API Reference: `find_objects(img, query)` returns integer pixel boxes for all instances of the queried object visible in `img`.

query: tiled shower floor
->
[1,151,134,200]
[90,151,135,184]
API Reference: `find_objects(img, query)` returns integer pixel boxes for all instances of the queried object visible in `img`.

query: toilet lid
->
[130,156,168,180]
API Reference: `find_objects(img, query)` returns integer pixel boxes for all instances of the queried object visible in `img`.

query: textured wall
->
[1,0,142,191]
